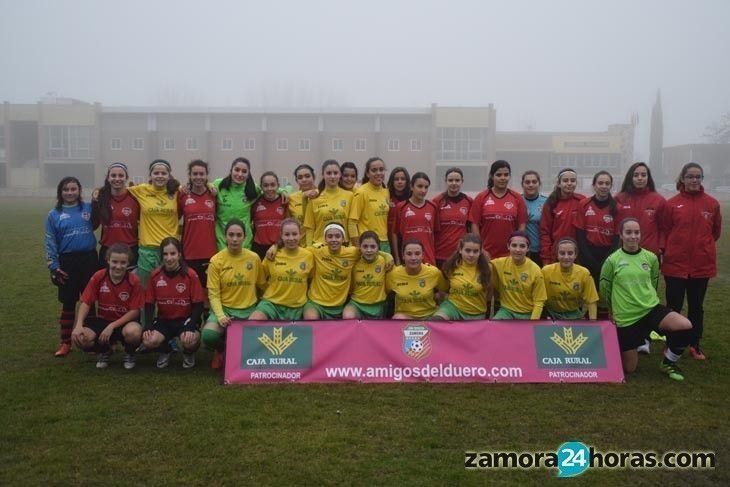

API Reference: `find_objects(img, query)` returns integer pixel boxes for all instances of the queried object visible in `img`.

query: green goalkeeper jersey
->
[599,248,660,327]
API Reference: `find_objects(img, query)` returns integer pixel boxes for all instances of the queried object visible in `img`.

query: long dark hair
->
[361,157,386,187]
[317,159,340,193]
[441,233,491,288]
[220,157,257,201]
[158,236,187,274]
[387,167,411,201]
[487,160,511,190]
[546,168,577,208]
[55,176,83,212]
[187,159,209,191]
[592,170,617,216]
[97,163,129,223]
[620,162,656,193]
[676,162,704,191]
[293,163,316,189]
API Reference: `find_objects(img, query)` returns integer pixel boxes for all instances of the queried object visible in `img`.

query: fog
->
[2,0,729,157]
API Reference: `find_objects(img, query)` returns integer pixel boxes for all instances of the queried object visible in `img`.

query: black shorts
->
[616,304,672,352]
[83,317,124,343]
[98,245,138,270]
[251,242,272,262]
[57,250,98,306]
[186,259,209,289]
[148,318,197,341]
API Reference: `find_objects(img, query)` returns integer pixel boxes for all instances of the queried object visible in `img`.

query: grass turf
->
[0,197,727,486]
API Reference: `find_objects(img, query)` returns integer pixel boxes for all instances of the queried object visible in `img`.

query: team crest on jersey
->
[82,211,91,221]
[276,207,284,215]
[403,324,432,361]
[424,212,432,222]
[520,272,528,282]
[418,278,425,288]
[246,261,253,270]
[185,197,196,206]
[603,215,613,223]
[504,201,514,210]
[299,262,306,270]
[585,208,595,216]
[205,200,214,208]
[459,207,468,215]
[122,207,132,216]
[167,194,174,200]
[341,260,349,267]
[641,263,650,271]
[702,211,712,220]
[644,208,654,217]
[176,283,186,293]
[405,208,416,217]
[156,278,167,287]
[573,282,580,291]
[100,283,111,293]
[340,200,347,207]
[119,292,129,302]
[374,265,382,273]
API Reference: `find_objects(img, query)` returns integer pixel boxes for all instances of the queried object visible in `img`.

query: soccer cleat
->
[659,360,685,381]
[210,351,224,370]
[688,345,707,360]
[96,352,111,369]
[156,352,171,369]
[637,340,651,355]
[123,353,136,370]
[182,353,196,369]
[649,330,666,342]
[54,342,72,357]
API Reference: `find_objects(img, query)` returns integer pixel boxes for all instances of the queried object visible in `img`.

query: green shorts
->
[136,245,161,286]
[207,304,257,324]
[492,307,532,320]
[253,299,303,321]
[346,299,386,319]
[546,308,585,320]
[436,298,485,321]
[304,300,344,319]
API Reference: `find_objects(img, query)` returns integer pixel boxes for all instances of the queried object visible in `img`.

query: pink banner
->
[224,320,624,384]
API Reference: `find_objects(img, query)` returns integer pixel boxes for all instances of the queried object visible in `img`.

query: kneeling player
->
[71,243,143,369]
[142,237,205,369]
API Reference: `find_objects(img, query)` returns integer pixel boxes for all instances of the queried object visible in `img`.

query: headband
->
[323,223,345,237]
[108,162,128,173]
[557,168,577,179]
[149,159,171,173]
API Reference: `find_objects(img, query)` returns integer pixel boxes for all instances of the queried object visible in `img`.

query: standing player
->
[469,160,527,259]
[348,157,390,250]
[340,162,359,192]
[288,164,318,226]
[432,167,473,268]
[601,218,693,380]
[390,172,438,265]
[142,237,205,369]
[212,157,260,251]
[45,176,97,357]
[343,231,393,319]
[541,238,598,320]
[386,167,411,243]
[251,171,287,260]
[661,163,722,360]
[539,168,585,264]
[521,170,547,266]
[71,243,143,369]
[93,162,139,268]
[303,160,353,246]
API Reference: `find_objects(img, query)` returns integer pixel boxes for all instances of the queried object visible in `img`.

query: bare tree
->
[703,111,730,144]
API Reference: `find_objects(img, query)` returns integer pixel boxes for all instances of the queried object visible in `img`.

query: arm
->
[530,273,547,320]
[713,201,722,241]
[539,204,554,264]
[44,212,60,272]
[98,308,141,344]
[206,262,226,323]
[586,302,598,320]
[599,259,613,312]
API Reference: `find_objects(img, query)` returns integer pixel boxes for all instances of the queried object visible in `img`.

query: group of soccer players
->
[45,156,721,381]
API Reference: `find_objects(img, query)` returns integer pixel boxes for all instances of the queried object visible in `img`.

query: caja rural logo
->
[533,326,607,369]
[403,324,432,361]
[241,325,312,369]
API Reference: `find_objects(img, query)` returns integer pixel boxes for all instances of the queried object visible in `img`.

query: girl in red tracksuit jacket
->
[662,163,722,360]
[615,162,667,257]
[539,168,585,264]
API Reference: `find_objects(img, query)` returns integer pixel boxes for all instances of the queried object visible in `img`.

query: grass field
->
[0,197,727,486]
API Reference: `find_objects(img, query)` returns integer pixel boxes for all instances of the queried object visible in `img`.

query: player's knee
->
[201,328,221,350]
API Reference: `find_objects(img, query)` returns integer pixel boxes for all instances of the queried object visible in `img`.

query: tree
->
[703,112,730,144]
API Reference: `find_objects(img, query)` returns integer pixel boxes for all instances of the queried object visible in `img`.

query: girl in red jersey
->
[615,162,667,257]
[539,168,585,264]
[251,171,288,260]
[390,172,439,265]
[71,243,144,369]
[178,160,217,289]
[93,162,139,268]
[432,167,473,268]
[469,160,527,259]
[662,163,722,360]
[142,237,205,369]
[386,167,411,237]
[575,171,619,286]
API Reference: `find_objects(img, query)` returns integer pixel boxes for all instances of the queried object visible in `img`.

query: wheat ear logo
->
[550,328,588,355]
[258,327,298,355]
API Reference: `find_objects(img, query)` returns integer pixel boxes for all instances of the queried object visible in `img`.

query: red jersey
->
[178,189,217,260]
[468,189,527,259]
[393,199,439,265]
[539,193,585,263]
[98,192,139,247]
[432,192,472,261]
[81,269,144,321]
[614,189,667,255]
[661,187,721,279]
[575,197,616,247]
[146,267,205,320]
[252,195,287,245]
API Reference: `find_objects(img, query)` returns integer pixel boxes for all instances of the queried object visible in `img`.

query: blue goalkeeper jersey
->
[45,202,97,271]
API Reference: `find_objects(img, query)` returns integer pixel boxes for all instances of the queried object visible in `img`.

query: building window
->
[355,138,366,152]
[436,127,488,161]
[298,138,311,151]
[410,138,422,151]
[276,138,288,151]
[387,139,400,152]
[110,138,122,151]
[163,137,175,151]
[46,126,93,159]
[132,138,144,151]
[332,138,344,152]
[221,137,233,151]
[244,138,256,151]
[186,137,198,151]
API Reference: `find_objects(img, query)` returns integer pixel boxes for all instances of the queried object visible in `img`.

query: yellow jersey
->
[303,187,353,246]
[128,183,178,247]
[491,257,547,317]
[351,253,392,304]
[287,191,306,225]
[386,264,448,319]
[447,261,488,315]
[541,263,598,313]
[261,247,314,307]
[308,245,360,307]
[207,248,265,320]
[348,182,390,240]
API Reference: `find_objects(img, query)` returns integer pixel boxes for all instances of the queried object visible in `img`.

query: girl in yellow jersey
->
[340,162,360,192]
[127,159,181,288]
[541,238,598,320]
[343,231,393,319]
[433,234,491,321]
[201,219,265,369]
[348,157,391,251]
[250,218,314,321]
[287,164,319,226]
[491,231,547,320]
[386,240,448,319]
[303,160,353,246]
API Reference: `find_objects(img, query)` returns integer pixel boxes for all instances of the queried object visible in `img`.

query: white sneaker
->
[156,352,171,369]
[182,353,195,369]
[123,353,136,370]
[637,340,651,355]
[96,352,111,369]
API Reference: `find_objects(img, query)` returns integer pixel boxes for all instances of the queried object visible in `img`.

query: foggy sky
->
[2,0,729,158]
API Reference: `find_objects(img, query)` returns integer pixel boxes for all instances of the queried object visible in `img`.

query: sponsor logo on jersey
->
[256,204,267,212]
[156,279,167,287]
[485,198,495,206]
[405,208,416,217]
[100,283,111,293]
[185,197,196,206]
[585,208,595,216]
